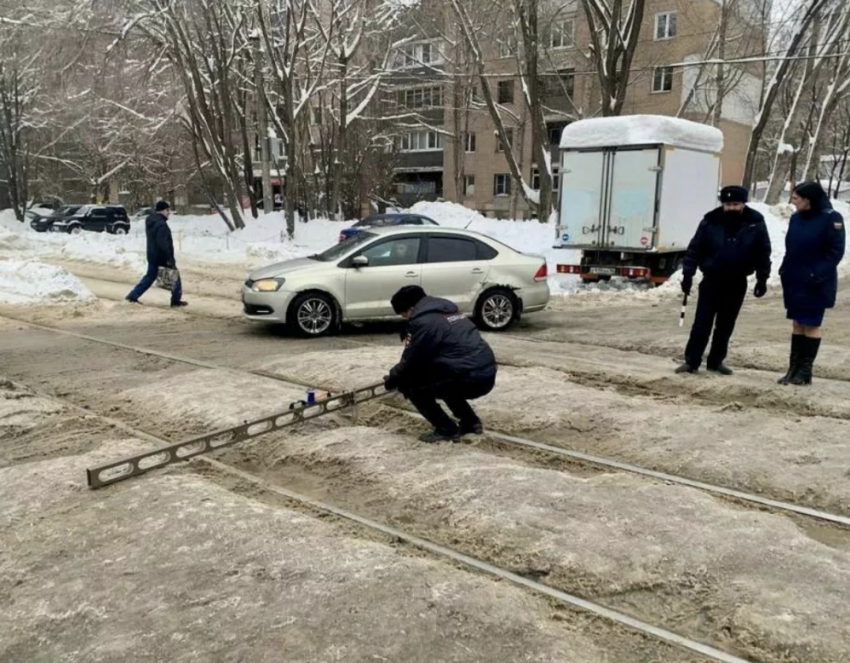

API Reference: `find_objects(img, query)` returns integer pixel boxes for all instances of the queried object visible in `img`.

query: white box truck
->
[554,115,724,284]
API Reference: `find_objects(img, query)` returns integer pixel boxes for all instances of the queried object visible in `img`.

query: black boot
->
[788,337,821,386]
[778,334,804,385]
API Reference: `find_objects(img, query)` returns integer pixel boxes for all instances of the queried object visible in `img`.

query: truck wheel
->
[113,226,128,236]
[70,225,82,235]
[288,292,336,338]
[475,288,517,332]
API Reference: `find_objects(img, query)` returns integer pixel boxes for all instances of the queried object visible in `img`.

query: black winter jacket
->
[780,196,846,311]
[388,297,497,387]
[683,206,772,282]
[145,212,176,267]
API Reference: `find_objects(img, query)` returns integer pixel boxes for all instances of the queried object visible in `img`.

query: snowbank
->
[0,199,847,300]
[0,260,96,305]
[560,115,724,153]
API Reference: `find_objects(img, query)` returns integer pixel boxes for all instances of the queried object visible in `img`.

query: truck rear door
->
[557,150,606,248]
[605,147,660,250]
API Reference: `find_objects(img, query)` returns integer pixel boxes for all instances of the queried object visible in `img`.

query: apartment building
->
[392,0,765,217]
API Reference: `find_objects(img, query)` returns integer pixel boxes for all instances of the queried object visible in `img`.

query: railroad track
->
[2,312,848,528]
[6,376,754,663]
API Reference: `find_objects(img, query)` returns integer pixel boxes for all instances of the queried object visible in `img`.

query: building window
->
[463,175,476,196]
[395,41,444,69]
[531,167,560,192]
[550,19,575,49]
[496,128,514,153]
[542,69,575,98]
[548,124,566,145]
[494,174,512,197]
[499,36,516,59]
[652,66,674,93]
[497,80,514,104]
[655,12,677,40]
[403,86,443,109]
[400,130,444,152]
[464,131,476,153]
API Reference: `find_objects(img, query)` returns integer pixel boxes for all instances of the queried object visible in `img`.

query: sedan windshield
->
[311,232,377,262]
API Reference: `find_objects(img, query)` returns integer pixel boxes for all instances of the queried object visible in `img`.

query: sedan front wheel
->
[289,293,336,338]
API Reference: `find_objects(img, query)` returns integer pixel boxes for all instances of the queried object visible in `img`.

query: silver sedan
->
[242,226,550,337]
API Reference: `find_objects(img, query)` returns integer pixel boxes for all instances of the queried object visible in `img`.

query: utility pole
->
[251,31,274,215]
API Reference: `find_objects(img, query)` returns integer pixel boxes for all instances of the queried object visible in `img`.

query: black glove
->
[754,281,767,298]
[681,274,693,296]
[383,374,398,391]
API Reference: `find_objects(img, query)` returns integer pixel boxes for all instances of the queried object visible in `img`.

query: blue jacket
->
[780,198,845,311]
[683,206,772,282]
[145,212,176,267]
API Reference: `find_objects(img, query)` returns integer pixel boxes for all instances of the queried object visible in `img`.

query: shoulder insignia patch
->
[404,333,412,347]
[836,222,844,231]
[445,314,466,324]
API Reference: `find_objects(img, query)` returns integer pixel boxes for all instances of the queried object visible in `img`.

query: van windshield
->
[310,232,377,262]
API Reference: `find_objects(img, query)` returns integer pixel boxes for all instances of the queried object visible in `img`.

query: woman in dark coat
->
[778,181,846,385]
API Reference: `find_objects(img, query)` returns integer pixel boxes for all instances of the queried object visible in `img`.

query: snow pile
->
[0,260,96,305]
[560,115,724,153]
[60,234,147,272]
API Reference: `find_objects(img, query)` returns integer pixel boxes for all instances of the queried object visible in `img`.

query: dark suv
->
[48,205,131,235]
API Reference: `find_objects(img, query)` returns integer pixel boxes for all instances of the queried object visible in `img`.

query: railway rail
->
[7,376,756,663]
[3,312,848,528]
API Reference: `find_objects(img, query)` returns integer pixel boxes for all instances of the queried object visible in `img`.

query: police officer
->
[778,181,846,386]
[676,185,771,375]
[384,285,497,443]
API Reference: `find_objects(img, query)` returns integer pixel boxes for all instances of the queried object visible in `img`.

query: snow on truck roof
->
[559,115,724,153]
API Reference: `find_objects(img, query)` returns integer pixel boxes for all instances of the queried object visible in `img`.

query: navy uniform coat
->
[780,198,846,312]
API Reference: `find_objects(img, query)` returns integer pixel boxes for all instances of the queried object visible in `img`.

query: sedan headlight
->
[251,278,285,292]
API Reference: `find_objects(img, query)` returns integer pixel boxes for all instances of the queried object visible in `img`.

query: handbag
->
[156,266,180,290]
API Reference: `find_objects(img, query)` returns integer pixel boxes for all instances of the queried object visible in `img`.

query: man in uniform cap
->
[384,285,497,443]
[676,185,771,375]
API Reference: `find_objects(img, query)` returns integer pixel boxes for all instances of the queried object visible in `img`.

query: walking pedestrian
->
[383,286,497,443]
[777,181,846,386]
[126,201,188,308]
[676,185,772,375]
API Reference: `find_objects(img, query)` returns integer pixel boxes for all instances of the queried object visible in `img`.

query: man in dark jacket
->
[126,201,187,307]
[676,185,771,375]
[384,286,497,443]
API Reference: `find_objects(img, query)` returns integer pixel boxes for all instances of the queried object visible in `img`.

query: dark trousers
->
[128,262,182,305]
[402,373,496,435]
[684,276,747,369]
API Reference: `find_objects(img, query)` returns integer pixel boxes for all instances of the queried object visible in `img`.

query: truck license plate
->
[590,267,616,275]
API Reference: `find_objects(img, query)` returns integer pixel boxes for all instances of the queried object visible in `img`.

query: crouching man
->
[384,286,497,443]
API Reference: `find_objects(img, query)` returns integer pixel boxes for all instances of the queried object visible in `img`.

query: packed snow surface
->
[560,115,724,153]
[0,259,96,305]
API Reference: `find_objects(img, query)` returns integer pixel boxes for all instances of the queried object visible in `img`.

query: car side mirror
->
[352,255,369,268]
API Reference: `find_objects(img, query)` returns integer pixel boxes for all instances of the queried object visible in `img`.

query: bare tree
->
[0,38,41,220]
[742,0,832,188]
[448,0,540,214]
[580,0,647,117]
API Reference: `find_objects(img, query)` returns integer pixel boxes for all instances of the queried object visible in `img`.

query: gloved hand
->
[383,374,398,391]
[681,274,693,296]
[754,281,767,298]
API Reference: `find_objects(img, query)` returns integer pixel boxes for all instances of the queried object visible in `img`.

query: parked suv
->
[49,205,131,235]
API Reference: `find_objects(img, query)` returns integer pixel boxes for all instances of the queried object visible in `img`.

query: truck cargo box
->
[555,115,724,283]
